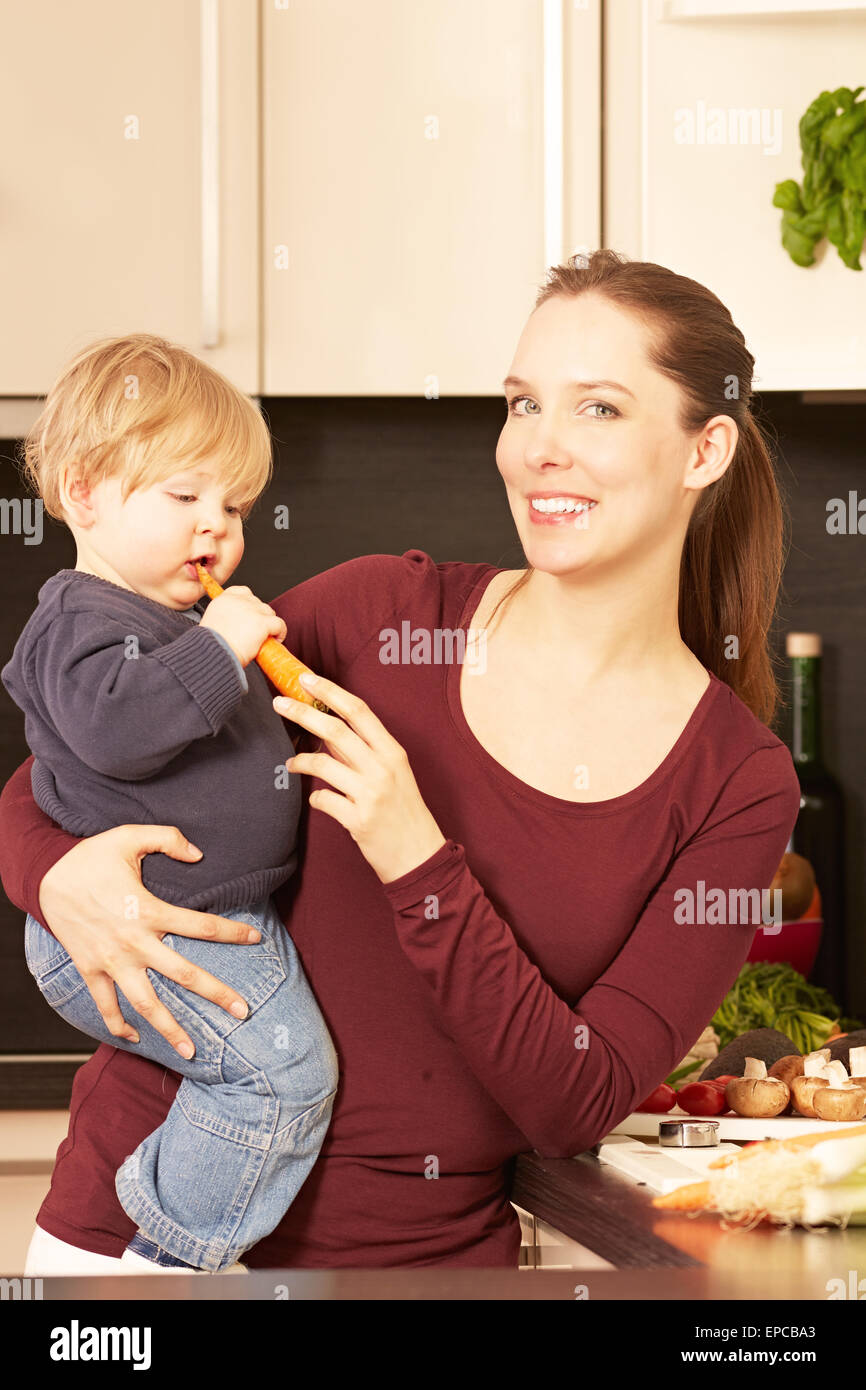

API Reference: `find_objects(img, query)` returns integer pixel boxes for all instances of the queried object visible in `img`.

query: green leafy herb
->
[709,961,863,1057]
[773,85,866,269]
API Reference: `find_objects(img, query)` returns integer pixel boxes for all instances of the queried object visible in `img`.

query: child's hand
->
[199,585,287,666]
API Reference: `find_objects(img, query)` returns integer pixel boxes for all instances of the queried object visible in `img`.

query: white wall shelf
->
[665,0,866,18]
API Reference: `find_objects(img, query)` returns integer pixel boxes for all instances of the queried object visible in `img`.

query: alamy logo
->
[674,881,783,933]
[0,497,43,545]
[50,1320,152,1371]
[0,1276,42,1300]
[378,623,487,674]
[673,103,782,156]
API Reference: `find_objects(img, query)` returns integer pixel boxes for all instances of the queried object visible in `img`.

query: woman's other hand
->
[274,673,447,885]
[37,824,260,1056]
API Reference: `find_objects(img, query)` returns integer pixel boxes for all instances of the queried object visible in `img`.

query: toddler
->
[1,333,338,1273]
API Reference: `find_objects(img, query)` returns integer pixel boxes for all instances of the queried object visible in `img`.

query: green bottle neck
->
[790,655,823,767]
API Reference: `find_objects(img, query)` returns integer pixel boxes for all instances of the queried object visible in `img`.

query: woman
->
[0,252,800,1271]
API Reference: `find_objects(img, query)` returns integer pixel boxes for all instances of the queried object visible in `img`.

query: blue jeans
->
[24,896,338,1272]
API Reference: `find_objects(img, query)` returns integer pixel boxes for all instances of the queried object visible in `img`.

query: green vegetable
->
[773,85,866,269]
[708,961,863,1058]
[665,1060,704,1088]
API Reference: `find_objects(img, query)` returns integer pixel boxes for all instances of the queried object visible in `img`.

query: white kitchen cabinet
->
[263,0,601,395]
[7,1,858,404]
[0,0,259,397]
[604,0,866,390]
[511,1203,615,1270]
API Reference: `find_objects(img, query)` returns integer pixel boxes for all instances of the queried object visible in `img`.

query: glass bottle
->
[786,632,846,1008]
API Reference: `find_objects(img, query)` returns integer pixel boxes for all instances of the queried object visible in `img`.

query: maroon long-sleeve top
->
[0,551,800,1267]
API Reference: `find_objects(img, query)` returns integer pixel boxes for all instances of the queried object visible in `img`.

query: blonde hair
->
[20,332,272,522]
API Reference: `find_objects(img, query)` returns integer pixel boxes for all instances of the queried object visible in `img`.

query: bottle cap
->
[786,632,822,658]
[658,1120,720,1147]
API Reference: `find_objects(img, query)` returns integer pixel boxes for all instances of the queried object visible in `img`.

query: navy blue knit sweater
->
[1,569,300,913]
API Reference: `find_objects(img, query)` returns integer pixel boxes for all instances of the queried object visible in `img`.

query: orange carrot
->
[195,564,328,711]
[653,1124,866,1213]
[652,1181,712,1211]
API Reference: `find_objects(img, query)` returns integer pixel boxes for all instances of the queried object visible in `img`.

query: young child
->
[1,332,339,1273]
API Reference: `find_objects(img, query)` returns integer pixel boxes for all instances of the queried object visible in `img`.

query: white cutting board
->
[596,1134,743,1193]
[609,1107,857,1142]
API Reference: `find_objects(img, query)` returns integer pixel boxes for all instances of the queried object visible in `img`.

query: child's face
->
[79,460,246,608]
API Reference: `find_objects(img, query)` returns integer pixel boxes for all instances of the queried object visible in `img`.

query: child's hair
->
[489,249,790,729]
[20,332,272,522]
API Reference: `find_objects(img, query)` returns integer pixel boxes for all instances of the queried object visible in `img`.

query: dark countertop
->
[510,1149,866,1284]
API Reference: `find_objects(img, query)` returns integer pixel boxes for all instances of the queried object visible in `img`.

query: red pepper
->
[636,1083,677,1114]
[704,1074,739,1091]
[676,1081,729,1116]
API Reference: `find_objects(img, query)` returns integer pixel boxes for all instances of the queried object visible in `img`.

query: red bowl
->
[746,884,822,978]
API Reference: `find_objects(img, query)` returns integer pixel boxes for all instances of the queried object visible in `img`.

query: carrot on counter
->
[652,1182,712,1212]
[652,1124,866,1222]
[708,1123,866,1171]
[195,564,329,712]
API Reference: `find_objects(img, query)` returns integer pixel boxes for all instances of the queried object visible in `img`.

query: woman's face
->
[496,292,708,581]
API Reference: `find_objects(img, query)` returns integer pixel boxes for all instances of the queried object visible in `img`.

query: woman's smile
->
[528,495,598,526]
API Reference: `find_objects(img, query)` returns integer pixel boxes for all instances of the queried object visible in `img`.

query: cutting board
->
[609,1107,858,1142]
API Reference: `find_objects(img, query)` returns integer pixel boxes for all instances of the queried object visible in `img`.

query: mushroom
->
[725,1057,791,1118]
[849,1046,866,1084]
[813,1061,866,1123]
[790,1050,834,1117]
[768,1054,805,1090]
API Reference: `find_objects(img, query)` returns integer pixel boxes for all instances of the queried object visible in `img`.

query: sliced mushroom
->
[743,1057,768,1078]
[849,1046,866,1083]
[821,1060,850,1087]
[803,1049,832,1076]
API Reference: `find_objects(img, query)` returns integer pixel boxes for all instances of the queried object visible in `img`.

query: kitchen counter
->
[11,1148,862,1301]
[510,1149,866,1290]
[15,1260,864,1300]
[3,1114,864,1299]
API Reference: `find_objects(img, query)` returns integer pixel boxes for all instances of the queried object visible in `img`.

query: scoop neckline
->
[445,564,723,816]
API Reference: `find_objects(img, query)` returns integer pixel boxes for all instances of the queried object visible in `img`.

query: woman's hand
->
[37,824,261,1057]
[274,673,447,884]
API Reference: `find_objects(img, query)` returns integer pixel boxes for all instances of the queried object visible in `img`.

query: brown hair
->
[20,332,272,523]
[489,249,789,728]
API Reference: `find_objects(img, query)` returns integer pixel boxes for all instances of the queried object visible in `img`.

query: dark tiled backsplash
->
[0,392,864,1054]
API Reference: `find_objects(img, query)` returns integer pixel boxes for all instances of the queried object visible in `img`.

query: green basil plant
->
[773,85,866,270]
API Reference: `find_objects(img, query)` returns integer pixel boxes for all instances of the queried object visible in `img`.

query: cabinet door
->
[511,1202,538,1267]
[533,1216,615,1270]
[604,0,866,390]
[264,0,600,394]
[511,1204,616,1270]
[0,0,258,394]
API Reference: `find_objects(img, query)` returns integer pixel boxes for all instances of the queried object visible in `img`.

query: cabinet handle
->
[200,0,220,347]
[543,0,564,270]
